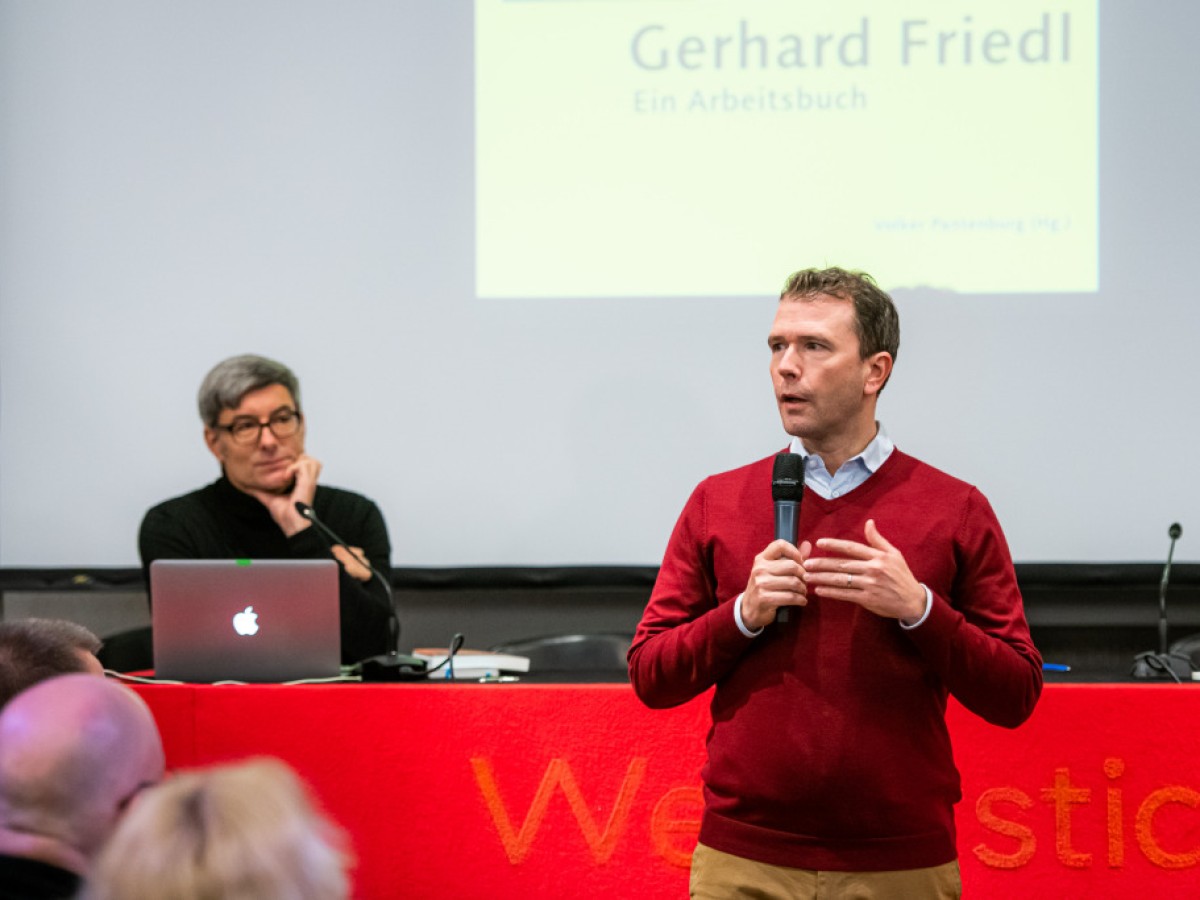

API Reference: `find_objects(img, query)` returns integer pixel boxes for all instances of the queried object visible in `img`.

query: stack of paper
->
[412,648,531,680]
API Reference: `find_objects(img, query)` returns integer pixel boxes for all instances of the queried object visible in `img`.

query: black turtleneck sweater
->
[138,477,393,664]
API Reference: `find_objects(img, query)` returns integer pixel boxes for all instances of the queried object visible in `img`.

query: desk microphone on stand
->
[295,501,427,680]
[1132,522,1190,681]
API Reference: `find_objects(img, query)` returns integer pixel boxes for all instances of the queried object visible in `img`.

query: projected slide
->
[476,0,1097,297]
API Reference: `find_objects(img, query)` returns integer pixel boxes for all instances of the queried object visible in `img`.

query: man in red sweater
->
[628,267,1042,899]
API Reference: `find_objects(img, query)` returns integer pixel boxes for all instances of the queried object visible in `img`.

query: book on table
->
[412,648,531,680]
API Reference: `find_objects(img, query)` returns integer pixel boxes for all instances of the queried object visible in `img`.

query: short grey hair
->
[0,618,103,708]
[197,355,301,427]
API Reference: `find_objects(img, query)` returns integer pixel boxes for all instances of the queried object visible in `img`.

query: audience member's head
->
[83,757,350,900]
[0,618,104,708]
[0,674,165,880]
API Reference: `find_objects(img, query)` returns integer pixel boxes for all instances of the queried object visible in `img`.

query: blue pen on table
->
[1042,663,1071,672]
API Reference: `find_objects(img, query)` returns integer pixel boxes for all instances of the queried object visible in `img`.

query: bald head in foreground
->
[0,674,165,900]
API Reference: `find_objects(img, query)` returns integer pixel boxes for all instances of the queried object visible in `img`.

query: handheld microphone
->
[771,452,804,623]
[295,501,425,679]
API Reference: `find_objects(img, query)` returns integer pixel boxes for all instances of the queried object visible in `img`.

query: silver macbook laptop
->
[150,559,341,683]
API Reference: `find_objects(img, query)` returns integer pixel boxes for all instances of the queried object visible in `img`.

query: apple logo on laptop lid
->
[232,606,260,637]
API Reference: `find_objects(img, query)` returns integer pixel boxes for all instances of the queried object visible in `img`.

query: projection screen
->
[0,1,1195,567]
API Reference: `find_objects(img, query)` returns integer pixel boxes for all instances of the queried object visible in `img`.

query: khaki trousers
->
[689,842,962,900]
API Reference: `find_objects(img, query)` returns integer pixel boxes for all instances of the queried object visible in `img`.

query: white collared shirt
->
[787,424,894,500]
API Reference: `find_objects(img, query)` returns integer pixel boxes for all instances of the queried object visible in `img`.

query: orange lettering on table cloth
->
[650,786,704,868]
[1136,786,1200,869]
[973,787,1036,868]
[471,757,647,865]
[1040,767,1092,868]
[1104,757,1125,868]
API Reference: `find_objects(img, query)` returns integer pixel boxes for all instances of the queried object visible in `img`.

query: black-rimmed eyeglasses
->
[214,409,303,445]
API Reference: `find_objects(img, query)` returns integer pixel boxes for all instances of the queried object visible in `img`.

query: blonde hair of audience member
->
[0,674,165,875]
[84,757,351,900]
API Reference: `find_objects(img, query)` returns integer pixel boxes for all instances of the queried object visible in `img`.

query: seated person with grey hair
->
[0,618,104,708]
[138,354,393,665]
[0,674,165,900]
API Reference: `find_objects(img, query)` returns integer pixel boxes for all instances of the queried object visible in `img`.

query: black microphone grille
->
[771,452,804,501]
[1169,522,1183,540]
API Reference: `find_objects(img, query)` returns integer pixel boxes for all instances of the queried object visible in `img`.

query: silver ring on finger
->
[846,573,853,587]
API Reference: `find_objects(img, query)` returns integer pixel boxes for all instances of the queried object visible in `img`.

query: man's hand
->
[246,454,322,536]
[741,539,813,631]
[332,544,372,582]
[802,519,926,621]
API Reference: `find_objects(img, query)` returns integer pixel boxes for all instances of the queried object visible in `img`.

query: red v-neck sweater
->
[629,449,1042,871]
